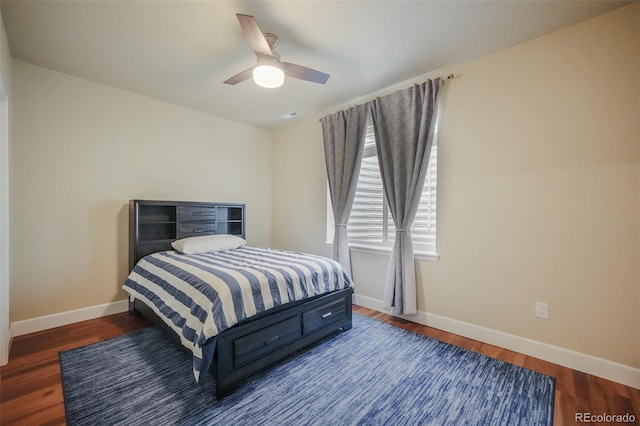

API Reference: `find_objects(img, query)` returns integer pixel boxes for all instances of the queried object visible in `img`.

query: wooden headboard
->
[129,199,246,271]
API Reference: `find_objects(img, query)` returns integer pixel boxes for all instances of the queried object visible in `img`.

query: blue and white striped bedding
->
[122,246,354,381]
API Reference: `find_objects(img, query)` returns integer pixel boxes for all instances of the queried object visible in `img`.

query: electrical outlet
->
[535,302,549,319]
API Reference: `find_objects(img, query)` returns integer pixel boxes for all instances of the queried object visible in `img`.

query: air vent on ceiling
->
[282,111,300,119]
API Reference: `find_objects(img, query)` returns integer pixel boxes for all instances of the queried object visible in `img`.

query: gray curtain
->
[320,104,369,277]
[371,79,444,314]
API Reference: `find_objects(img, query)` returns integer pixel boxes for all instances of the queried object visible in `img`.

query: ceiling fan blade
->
[236,14,272,57]
[223,67,254,85]
[282,62,330,84]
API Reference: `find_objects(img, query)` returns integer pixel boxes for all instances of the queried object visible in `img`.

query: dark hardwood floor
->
[0,312,149,425]
[1,305,638,425]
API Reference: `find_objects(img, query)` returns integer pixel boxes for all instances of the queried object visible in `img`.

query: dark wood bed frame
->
[128,199,353,399]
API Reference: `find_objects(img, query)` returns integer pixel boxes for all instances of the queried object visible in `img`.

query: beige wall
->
[10,60,272,321]
[272,4,640,368]
[272,117,331,257]
[0,6,13,365]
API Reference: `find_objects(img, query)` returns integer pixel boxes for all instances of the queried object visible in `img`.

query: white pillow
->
[171,234,246,255]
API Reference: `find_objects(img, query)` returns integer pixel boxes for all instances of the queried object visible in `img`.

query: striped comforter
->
[122,246,354,381]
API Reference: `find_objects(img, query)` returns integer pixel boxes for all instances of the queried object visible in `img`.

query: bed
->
[124,200,354,399]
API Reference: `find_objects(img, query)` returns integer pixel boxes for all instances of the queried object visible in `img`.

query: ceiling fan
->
[224,14,330,88]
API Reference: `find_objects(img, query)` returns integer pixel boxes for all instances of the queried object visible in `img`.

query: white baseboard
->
[354,293,640,390]
[9,295,639,390]
[11,299,129,337]
[0,324,10,366]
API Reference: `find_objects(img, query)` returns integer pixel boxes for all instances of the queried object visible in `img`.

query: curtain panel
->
[320,104,369,277]
[371,78,444,314]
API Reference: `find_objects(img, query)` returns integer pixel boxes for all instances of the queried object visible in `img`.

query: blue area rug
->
[59,314,554,425]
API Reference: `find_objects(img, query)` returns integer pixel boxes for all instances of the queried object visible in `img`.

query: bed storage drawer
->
[233,316,301,368]
[178,223,216,237]
[302,298,348,334]
[178,206,216,221]
[215,288,353,399]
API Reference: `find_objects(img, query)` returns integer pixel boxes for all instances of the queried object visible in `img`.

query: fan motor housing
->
[263,32,279,49]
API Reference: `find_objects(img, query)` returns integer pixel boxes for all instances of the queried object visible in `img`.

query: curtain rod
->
[321,73,454,120]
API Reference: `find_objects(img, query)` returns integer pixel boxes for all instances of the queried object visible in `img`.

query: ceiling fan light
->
[253,64,284,88]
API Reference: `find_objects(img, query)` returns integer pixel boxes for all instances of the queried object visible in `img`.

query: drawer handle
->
[193,211,210,216]
[264,336,279,346]
[321,312,332,319]
[192,229,206,233]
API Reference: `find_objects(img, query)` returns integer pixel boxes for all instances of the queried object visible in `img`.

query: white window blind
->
[348,123,438,254]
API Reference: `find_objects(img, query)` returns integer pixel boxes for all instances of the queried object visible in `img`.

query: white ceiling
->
[1,1,632,130]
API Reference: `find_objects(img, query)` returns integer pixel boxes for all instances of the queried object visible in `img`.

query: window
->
[347,121,438,256]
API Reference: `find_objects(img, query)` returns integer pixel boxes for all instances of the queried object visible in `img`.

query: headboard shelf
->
[129,200,246,271]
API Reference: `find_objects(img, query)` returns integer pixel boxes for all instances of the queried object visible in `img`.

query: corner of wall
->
[0,5,12,366]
